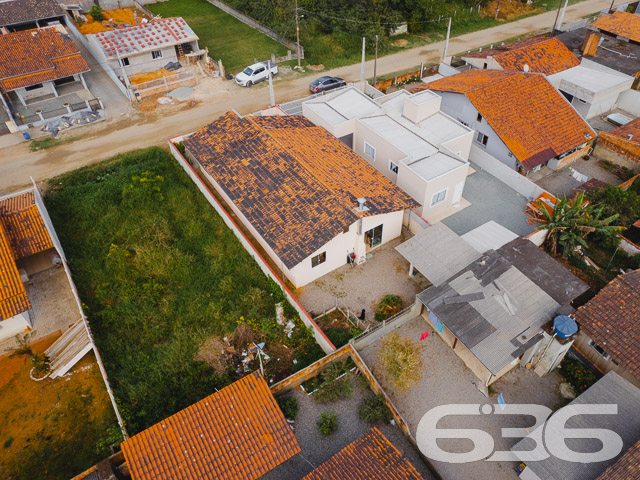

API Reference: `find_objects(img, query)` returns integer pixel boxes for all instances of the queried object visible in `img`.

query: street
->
[0,0,624,194]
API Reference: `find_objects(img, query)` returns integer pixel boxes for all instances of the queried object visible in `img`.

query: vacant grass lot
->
[147,0,288,74]
[44,147,322,434]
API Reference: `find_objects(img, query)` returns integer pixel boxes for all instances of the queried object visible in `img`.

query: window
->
[25,83,44,91]
[119,57,130,67]
[483,63,488,69]
[577,98,587,104]
[431,189,447,206]
[364,141,376,160]
[311,252,326,268]
[389,161,398,174]
[476,131,489,147]
[508,152,513,157]
[151,50,163,60]
[588,339,611,360]
[476,112,482,123]
[253,67,265,75]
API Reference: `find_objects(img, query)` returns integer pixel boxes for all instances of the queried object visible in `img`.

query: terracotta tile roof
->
[121,371,300,480]
[592,11,640,44]
[571,177,608,195]
[302,428,426,480]
[422,70,595,169]
[0,0,63,27]
[90,18,198,59]
[0,221,30,321]
[574,269,640,379]
[0,191,53,258]
[0,27,89,92]
[183,112,418,269]
[463,36,579,75]
[602,115,640,145]
[596,439,640,480]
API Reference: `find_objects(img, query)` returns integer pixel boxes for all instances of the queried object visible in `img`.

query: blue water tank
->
[553,315,578,339]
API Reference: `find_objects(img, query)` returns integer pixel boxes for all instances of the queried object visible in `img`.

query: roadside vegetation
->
[44,147,322,434]
[147,0,288,74]
[29,135,80,152]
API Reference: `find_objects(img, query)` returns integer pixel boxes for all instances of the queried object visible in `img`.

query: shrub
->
[379,333,422,391]
[276,395,299,421]
[317,411,338,436]
[30,353,50,375]
[375,294,403,321]
[314,362,353,403]
[560,357,597,394]
[629,253,640,270]
[325,328,351,348]
[174,142,186,156]
[89,5,104,22]
[359,394,392,424]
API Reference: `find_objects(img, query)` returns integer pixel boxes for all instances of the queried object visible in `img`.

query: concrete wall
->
[0,312,31,343]
[469,145,546,200]
[107,45,179,76]
[437,91,519,170]
[462,56,503,71]
[441,130,474,162]
[302,103,357,139]
[618,89,640,116]
[16,81,57,101]
[595,134,640,172]
[353,120,409,182]
[421,164,469,220]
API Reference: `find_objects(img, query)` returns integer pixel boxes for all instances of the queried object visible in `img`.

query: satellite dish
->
[523,64,530,72]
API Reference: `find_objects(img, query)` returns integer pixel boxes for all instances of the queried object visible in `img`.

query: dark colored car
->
[309,76,346,93]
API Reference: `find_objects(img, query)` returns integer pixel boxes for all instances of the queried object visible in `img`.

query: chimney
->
[355,197,369,213]
[581,31,601,57]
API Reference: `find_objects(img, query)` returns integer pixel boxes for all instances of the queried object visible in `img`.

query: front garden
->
[44,147,323,435]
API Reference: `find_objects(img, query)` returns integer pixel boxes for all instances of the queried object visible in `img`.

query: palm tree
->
[528,192,623,258]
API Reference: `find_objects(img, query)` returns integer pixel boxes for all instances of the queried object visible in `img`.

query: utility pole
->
[494,0,501,20]
[295,0,301,69]
[360,37,366,86]
[557,0,569,32]
[550,0,563,36]
[373,35,378,86]
[443,17,452,62]
[267,60,275,106]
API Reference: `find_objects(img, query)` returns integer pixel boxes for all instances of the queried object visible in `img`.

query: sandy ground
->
[358,316,565,480]
[296,234,431,321]
[0,0,626,194]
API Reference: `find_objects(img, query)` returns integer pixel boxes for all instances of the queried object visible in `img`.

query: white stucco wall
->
[461,56,503,71]
[302,104,357,139]
[16,81,57,101]
[0,311,31,343]
[353,120,408,182]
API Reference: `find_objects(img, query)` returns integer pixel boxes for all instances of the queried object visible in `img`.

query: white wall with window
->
[364,141,376,160]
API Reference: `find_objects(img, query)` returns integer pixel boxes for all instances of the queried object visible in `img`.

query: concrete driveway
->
[358,316,565,480]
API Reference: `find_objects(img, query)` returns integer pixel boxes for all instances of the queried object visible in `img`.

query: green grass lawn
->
[44,147,322,435]
[147,0,289,74]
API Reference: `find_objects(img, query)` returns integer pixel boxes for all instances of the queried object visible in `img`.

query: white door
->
[452,181,464,204]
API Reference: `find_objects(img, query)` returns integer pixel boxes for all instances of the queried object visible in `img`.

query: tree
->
[529,192,623,258]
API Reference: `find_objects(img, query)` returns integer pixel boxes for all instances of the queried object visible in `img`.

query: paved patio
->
[0,266,81,354]
[262,375,438,479]
[528,155,622,198]
[296,233,431,321]
[358,316,565,480]
[442,164,534,237]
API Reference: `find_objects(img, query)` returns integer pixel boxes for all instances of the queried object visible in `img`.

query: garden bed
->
[313,308,364,348]
[44,147,322,435]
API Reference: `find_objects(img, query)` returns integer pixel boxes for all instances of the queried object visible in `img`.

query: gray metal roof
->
[461,221,519,253]
[396,223,481,286]
[512,371,640,480]
[418,250,559,374]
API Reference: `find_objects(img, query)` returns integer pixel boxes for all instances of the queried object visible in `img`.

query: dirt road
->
[0,0,623,193]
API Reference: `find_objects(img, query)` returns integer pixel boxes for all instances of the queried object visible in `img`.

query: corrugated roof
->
[396,223,481,286]
[302,428,426,480]
[417,70,595,169]
[592,11,640,44]
[461,221,518,253]
[0,0,63,27]
[574,269,640,380]
[0,27,89,92]
[121,371,301,480]
[183,112,418,269]
[90,17,198,59]
[513,372,640,480]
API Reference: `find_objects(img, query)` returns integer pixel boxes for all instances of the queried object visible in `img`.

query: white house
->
[87,17,199,78]
[415,69,596,173]
[303,86,473,221]
[547,58,634,120]
[181,111,418,288]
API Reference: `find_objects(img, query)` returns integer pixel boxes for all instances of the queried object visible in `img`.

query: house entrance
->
[365,224,383,249]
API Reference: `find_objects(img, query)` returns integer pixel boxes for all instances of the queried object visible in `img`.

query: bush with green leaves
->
[276,395,299,421]
[560,358,597,394]
[317,411,338,436]
[326,327,351,348]
[359,394,392,424]
[89,5,104,22]
[313,362,353,403]
[375,294,403,321]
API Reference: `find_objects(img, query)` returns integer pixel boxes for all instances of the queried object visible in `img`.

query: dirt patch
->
[482,0,538,20]
[195,337,231,374]
[392,39,409,47]
[79,8,147,34]
[129,69,177,86]
[0,332,60,389]
[307,64,325,71]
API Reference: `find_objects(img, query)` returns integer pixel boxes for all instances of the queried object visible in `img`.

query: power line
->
[298,7,455,26]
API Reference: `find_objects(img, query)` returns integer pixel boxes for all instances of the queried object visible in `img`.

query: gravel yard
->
[358,316,565,480]
[296,234,431,322]
[263,374,438,479]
